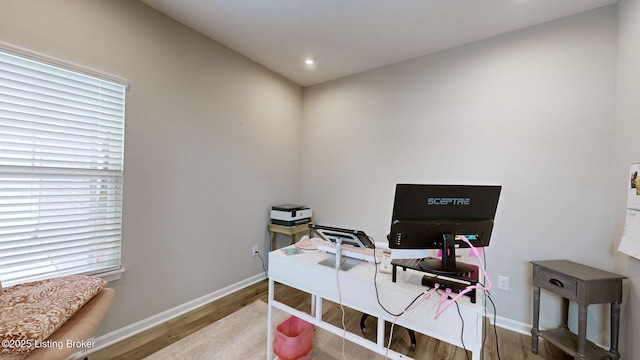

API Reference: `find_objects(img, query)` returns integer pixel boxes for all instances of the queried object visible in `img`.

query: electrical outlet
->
[498,275,509,291]
[252,245,259,256]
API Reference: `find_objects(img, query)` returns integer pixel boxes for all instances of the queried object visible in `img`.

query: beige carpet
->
[144,300,387,359]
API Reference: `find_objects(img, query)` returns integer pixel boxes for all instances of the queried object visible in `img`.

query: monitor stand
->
[318,254,359,271]
[418,233,475,276]
[391,256,479,303]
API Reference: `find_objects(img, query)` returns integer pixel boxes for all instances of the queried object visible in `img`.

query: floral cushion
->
[0,275,106,358]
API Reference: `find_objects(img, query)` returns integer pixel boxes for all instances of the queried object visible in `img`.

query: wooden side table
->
[531,260,626,360]
[269,222,314,250]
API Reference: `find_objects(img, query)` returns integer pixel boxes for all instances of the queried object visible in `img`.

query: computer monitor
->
[389,184,501,275]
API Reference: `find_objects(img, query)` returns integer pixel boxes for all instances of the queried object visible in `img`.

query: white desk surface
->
[267,246,484,360]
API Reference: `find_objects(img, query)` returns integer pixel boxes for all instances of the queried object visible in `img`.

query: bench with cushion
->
[0,275,114,360]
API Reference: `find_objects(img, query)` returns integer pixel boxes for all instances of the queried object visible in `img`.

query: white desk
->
[267,246,484,360]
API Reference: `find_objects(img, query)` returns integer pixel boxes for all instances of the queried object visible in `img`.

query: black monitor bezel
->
[389,184,501,250]
[388,184,501,275]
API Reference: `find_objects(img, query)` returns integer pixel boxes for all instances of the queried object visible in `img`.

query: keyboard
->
[317,242,384,263]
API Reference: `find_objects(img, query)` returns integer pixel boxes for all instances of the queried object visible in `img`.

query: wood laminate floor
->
[86,280,571,360]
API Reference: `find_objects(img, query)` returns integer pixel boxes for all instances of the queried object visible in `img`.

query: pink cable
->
[336,255,348,360]
[433,236,492,319]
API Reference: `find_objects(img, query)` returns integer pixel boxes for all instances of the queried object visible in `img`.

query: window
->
[0,48,127,286]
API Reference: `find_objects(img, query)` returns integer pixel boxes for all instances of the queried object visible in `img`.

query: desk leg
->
[471,312,482,360]
[315,295,323,323]
[267,279,274,360]
[377,317,385,352]
[531,286,540,354]
[472,348,481,360]
[577,305,587,359]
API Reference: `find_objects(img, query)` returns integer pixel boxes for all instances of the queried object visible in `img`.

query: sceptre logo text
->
[427,197,470,205]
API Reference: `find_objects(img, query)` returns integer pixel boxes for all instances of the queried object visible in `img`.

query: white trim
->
[488,313,531,335]
[69,273,266,360]
[487,314,610,350]
[0,40,129,88]
[97,268,126,283]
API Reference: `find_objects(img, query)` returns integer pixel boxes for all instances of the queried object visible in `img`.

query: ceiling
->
[141,0,618,87]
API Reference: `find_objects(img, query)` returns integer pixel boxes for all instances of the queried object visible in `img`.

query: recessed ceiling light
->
[304,57,316,65]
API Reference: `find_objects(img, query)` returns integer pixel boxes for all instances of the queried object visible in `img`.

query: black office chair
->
[359,313,416,350]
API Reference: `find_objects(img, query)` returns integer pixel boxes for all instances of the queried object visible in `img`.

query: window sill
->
[96,268,126,283]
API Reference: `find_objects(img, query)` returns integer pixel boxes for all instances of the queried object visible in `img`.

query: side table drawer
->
[536,268,577,300]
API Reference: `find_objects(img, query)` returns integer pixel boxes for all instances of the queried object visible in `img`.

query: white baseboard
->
[70,273,266,359]
[488,313,532,335]
[487,314,610,350]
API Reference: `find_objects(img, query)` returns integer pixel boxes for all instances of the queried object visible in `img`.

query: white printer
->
[270,204,312,226]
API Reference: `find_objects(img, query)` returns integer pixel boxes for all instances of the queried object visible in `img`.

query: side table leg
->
[609,302,622,360]
[560,297,569,330]
[577,305,587,359]
[531,286,540,354]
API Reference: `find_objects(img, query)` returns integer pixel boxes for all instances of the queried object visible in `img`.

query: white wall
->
[615,1,640,357]
[302,5,620,349]
[0,0,302,336]
[0,0,634,357]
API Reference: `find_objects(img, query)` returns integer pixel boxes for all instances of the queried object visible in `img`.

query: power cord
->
[369,237,432,358]
[255,252,268,278]
[335,254,349,360]
[481,287,488,360]
[370,238,426,317]
[385,292,430,359]
[480,249,501,360]
[485,291,501,360]
[454,301,471,360]
[434,287,470,360]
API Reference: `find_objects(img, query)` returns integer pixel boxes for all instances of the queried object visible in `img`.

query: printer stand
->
[269,222,314,250]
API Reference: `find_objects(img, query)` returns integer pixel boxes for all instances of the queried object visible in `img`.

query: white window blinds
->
[0,50,126,286]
